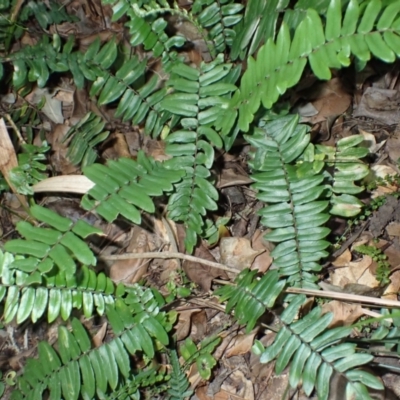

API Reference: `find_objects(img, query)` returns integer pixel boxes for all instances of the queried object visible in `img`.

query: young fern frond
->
[167,350,193,400]
[217,0,400,134]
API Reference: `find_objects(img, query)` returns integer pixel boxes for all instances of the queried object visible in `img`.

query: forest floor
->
[2,1,400,399]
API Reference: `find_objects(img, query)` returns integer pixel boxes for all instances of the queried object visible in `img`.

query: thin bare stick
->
[100,251,240,274]
[4,113,26,145]
[286,287,400,309]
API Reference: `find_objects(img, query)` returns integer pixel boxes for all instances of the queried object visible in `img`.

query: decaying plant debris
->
[1,1,400,399]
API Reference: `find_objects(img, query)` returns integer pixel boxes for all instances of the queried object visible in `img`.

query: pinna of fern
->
[245,114,369,288]
[161,54,239,252]
[9,287,172,400]
[217,0,400,135]
[217,270,384,400]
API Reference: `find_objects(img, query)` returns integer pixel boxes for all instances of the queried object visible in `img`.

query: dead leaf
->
[92,322,108,348]
[386,222,400,237]
[386,133,400,164]
[322,300,364,327]
[225,331,257,357]
[354,87,400,125]
[332,249,352,267]
[220,237,264,278]
[250,229,273,273]
[359,129,386,153]
[174,309,201,341]
[26,87,64,124]
[384,271,400,301]
[109,226,151,284]
[298,78,352,125]
[331,254,379,288]
[196,386,229,400]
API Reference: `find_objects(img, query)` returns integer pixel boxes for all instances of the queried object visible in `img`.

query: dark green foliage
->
[10,297,171,400]
[162,55,238,252]
[179,335,221,380]
[218,273,385,399]
[81,151,185,224]
[167,351,193,400]
[0,0,399,398]
[216,269,286,331]
[246,115,368,287]
[63,112,110,167]
[217,0,400,134]
[9,142,49,195]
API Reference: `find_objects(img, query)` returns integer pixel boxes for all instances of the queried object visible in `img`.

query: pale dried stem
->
[100,251,240,274]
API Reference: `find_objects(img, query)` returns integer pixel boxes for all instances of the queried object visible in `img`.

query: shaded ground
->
[1,1,400,399]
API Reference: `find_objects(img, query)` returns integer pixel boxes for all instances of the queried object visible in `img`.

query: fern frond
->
[190,0,244,57]
[4,204,100,278]
[216,269,286,331]
[246,115,329,287]
[81,151,184,224]
[254,294,384,400]
[167,350,193,400]
[0,250,115,323]
[217,272,383,399]
[180,335,221,380]
[217,0,400,134]
[229,0,285,60]
[1,35,172,137]
[246,115,369,286]
[9,142,49,195]
[11,296,171,400]
[161,55,237,252]
[63,112,110,167]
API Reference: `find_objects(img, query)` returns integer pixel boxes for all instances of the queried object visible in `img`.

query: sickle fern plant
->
[0,0,399,399]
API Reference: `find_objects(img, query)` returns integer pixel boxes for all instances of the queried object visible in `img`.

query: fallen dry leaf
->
[220,237,264,278]
[109,226,151,284]
[225,331,257,358]
[322,300,364,327]
[251,229,273,273]
[174,309,201,341]
[92,322,108,348]
[332,248,352,267]
[385,129,400,163]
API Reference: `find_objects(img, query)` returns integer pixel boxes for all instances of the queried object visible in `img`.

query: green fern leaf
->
[218,0,400,134]
[167,350,193,400]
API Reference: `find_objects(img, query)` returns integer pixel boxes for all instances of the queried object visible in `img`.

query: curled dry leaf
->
[92,322,108,348]
[359,129,386,153]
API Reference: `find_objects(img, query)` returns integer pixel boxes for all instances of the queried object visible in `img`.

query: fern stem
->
[286,287,400,308]
[100,251,241,273]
